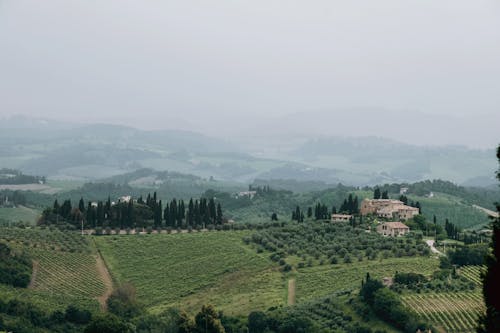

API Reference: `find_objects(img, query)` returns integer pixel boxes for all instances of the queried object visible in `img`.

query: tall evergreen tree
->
[478,145,500,333]
[164,203,170,227]
[53,199,60,215]
[216,203,223,225]
[374,188,381,199]
[79,197,85,213]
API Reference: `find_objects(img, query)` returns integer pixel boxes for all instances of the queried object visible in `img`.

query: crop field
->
[459,265,484,286]
[0,206,41,225]
[295,256,440,302]
[403,292,484,333]
[415,194,489,229]
[0,227,104,311]
[29,248,105,299]
[247,222,431,269]
[95,231,286,315]
[0,227,90,252]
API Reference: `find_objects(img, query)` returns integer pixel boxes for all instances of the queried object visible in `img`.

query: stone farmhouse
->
[360,199,419,221]
[377,221,410,236]
[331,214,353,223]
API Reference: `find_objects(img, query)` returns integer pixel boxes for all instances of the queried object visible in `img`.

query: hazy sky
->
[1,1,499,143]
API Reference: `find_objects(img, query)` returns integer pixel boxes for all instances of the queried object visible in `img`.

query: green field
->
[95,231,286,315]
[414,194,490,229]
[0,205,41,225]
[0,227,104,311]
[403,292,484,333]
[0,226,490,333]
[295,256,440,302]
[398,265,485,333]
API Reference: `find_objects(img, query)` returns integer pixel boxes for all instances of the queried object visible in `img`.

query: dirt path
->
[473,204,499,218]
[426,240,444,256]
[95,251,113,311]
[287,279,296,306]
[28,260,39,289]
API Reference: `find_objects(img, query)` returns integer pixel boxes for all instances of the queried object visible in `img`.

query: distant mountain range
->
[0,115,496,186]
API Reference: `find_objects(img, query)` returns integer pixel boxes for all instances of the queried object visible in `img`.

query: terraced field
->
[95,231,286,315]
[403,292,484,333]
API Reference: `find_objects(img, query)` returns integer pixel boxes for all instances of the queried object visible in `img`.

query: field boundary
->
[95,249,114,311]
[288,279,296,305]
[28,260,39,289]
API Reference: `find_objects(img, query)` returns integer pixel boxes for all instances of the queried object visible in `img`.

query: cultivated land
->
[0,205,41,225]
[0,228,104,311]
[0,225,488,332]
[295,256,440,302]
[401,265,485,333]
[95,231,286,315]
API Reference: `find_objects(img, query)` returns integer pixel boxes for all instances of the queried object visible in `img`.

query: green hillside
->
[95,231,284,315]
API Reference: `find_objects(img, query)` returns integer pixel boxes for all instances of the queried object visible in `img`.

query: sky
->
[0,0,499,147]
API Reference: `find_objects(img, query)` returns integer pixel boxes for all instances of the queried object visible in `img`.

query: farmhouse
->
[331,214,352,223]
[360,199,419,221]
[377,221,410,237]
[236,191,257,199]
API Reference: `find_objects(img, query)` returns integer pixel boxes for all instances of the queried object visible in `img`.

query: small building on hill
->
[360,199,418,221]
[377,221,410,237]
[331,214,352,223]
[236,191,257,199]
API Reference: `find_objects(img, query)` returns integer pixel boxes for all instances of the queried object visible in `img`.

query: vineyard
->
[0,226,90,253]
[295,256,440,302]
[95,231,285,315]
[29,248,106,299]
[0,227,104,311]
[459,265,484,286]
[403,292,484,333]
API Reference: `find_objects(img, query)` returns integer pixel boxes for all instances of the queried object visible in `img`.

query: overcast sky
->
[0,1,499,146]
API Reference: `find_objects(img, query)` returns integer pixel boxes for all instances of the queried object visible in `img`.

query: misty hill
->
[0,116,496,186]
[286,136,496,185]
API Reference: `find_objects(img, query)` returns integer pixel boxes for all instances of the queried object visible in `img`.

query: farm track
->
[95,251,114,311]
[28,260,39,289]
[472,205,499,218]
[425,240,444,256]
[287,279,296,305]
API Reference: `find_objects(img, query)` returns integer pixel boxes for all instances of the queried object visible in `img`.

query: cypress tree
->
[164,203,170,227]
[53,199,60,215]
[216,203,223,225]
[478,145,500,333]
[79,197,85,213]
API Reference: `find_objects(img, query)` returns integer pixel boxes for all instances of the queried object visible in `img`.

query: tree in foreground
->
[84,314,133,333]
[478,145,500,333]
[194,304,226,333]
